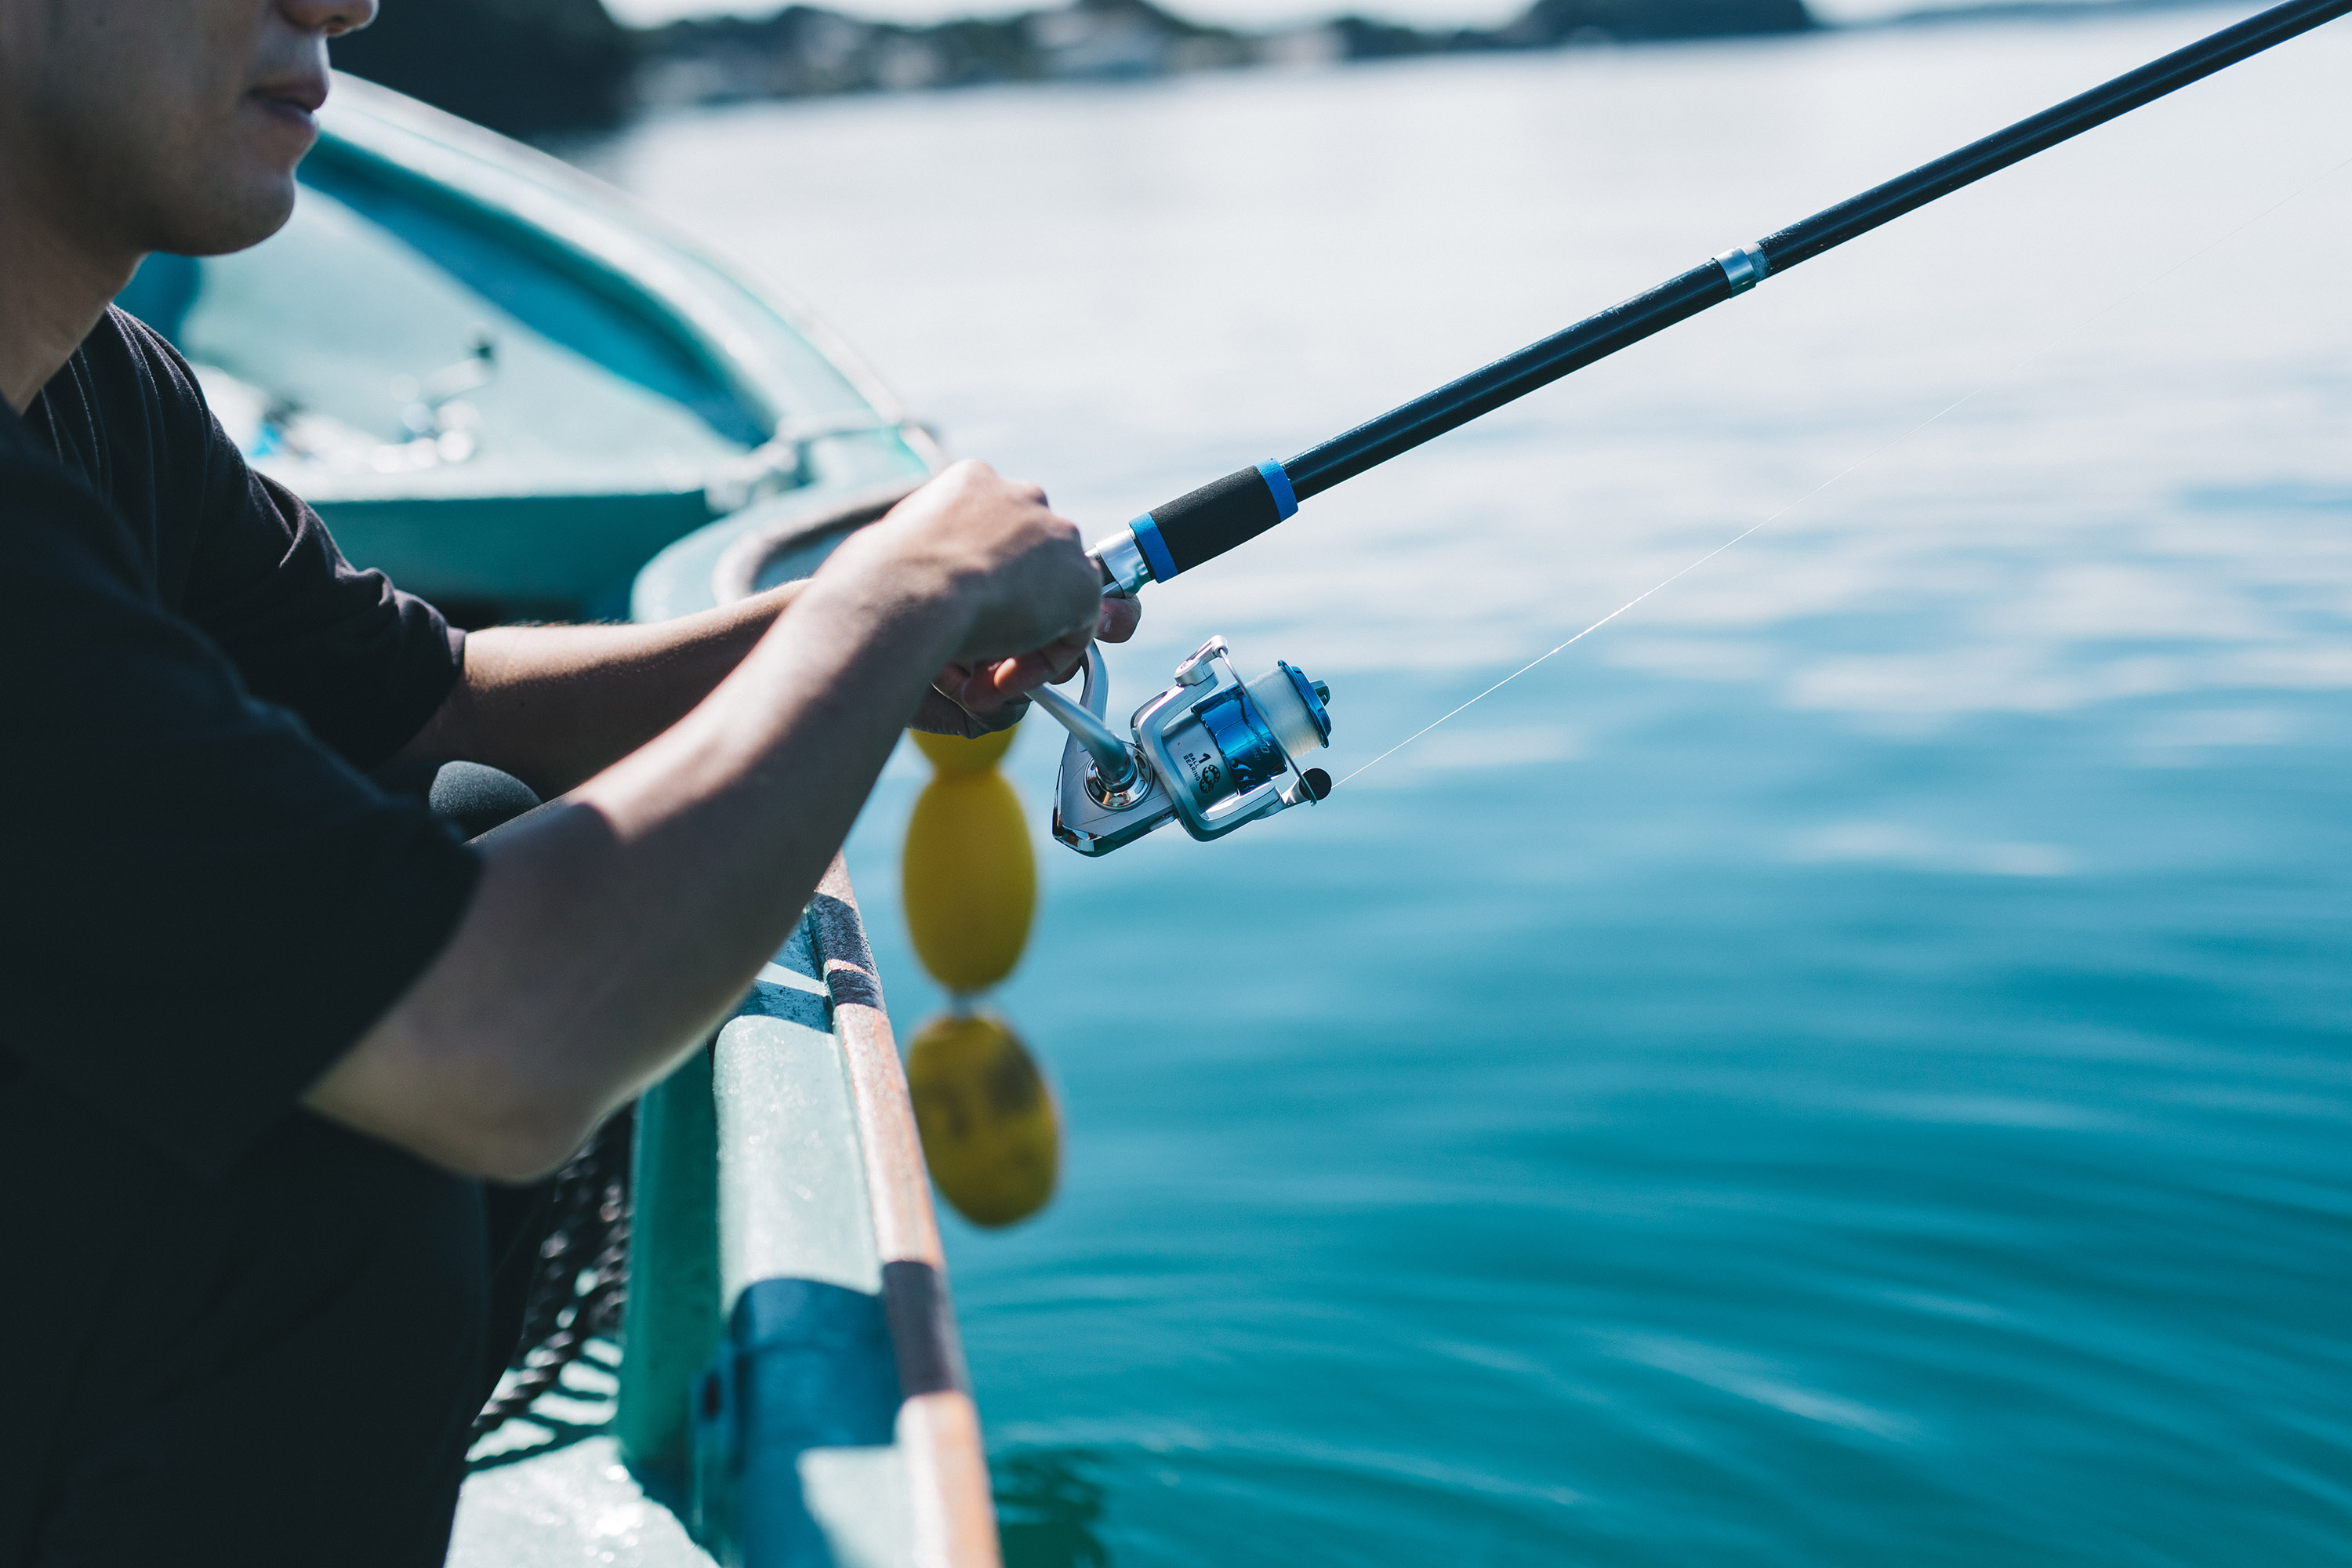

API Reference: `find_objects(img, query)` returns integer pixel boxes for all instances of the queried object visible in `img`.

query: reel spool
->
[1031,635,1334,857]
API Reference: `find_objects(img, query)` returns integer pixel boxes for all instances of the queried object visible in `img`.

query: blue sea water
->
[587,11,2352,1563]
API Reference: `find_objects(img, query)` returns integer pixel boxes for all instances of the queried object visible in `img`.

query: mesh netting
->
[473,1107,633,1438]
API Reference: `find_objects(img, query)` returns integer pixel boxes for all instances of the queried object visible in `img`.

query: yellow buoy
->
[901,717,1062,1227]
[906,1012,1060,1228]
[901,768,1036,994]
[910,726,1018,778]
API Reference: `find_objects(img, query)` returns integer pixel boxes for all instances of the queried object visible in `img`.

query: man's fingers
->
[1040,635,1089,684]
[972,633,1089,699]
[1097,594,1142,644]
[912,679,1029,737]
[935,661,1014,713]
[986,651,1058,697]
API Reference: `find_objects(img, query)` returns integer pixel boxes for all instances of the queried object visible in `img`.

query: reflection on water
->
[589,9,2352,1564]
[993,1448,1114,1568]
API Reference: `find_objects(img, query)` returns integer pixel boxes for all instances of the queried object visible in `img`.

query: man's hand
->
[858,461,1143,738]
[919,594,1141,737]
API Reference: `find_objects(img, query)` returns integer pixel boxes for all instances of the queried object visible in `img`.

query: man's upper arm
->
[0,457,482,1179]
[132,318,465,771]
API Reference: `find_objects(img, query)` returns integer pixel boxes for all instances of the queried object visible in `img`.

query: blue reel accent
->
[1257,460,1298,520]
[1193,684,1288,800]
[1128,512,1178,583]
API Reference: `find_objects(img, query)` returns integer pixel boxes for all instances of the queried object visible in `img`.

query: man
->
[0,1,1136,1561]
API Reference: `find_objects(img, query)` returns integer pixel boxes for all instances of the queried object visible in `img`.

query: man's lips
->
[249,79,328,132]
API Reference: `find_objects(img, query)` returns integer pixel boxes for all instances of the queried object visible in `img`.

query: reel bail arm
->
[1028,647,1143,795]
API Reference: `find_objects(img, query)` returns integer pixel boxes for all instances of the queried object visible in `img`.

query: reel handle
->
[1029,645,1140,793]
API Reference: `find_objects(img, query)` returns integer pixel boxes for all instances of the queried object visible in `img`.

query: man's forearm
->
[309,460,1107,1181]
[316,548,964,1178]
[399,581,812,799]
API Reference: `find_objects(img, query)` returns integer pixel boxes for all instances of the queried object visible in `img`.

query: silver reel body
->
[1032,637,1333,857]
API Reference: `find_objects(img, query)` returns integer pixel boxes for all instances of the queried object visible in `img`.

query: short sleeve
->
[0,451,482,1180]
[116,311,466,771]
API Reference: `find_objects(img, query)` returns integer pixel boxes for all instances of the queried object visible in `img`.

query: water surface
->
[587,15,2352,1562]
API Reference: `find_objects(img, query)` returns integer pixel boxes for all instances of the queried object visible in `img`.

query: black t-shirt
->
[0,310,492,1560]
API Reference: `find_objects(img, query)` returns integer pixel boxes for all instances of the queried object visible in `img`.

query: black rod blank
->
[1272,0,2350,506]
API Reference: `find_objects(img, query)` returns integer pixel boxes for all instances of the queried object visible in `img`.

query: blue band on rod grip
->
[1128,513,1178,583]
[1257,460,1298,520]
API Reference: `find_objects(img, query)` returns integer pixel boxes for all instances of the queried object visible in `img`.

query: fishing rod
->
[1030,0,2352,856]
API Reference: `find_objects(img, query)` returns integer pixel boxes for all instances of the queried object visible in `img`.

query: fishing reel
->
[1029,635,1334,856]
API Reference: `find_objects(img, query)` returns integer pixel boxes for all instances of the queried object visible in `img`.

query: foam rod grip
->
[1150,466,1287,575]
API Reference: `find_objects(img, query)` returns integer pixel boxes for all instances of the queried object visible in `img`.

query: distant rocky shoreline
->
[330,0,2208,139]
[633,0,1813,113]
[332,0,1809,136]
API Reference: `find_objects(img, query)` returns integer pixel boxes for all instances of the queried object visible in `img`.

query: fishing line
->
[1047,2,2351,858]
[1340,146,2352,785]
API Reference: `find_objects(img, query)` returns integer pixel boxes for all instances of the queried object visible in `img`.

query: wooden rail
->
[810,859,1002,1568]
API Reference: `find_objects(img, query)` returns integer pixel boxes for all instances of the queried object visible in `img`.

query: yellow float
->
[905,1012,1060,1229]
[901,753,1034,995]
[909,725,1017,778]
[900,720,1059,1227]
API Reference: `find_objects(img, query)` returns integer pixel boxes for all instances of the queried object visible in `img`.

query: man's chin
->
[155,169,301,260]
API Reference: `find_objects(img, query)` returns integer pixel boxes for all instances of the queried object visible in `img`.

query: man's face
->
[0,0,376,261]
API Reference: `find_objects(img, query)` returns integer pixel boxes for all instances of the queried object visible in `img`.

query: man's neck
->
[0,177,139,416]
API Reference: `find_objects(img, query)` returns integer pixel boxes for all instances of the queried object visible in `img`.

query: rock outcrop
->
[331,0,636,136]
[333,0,1817,134]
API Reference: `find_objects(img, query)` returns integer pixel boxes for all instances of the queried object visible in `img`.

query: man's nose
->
[281,0,379,37]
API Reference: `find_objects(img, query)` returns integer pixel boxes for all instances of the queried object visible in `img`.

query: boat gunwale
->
[606,451,994,1566]
[803,860,1001,1568]
[314,74,942,463]
[709,481,923,605]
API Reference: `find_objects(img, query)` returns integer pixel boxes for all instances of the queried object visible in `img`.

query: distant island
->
[332,0,2218,139]
[633,0,1813,110]
[332,0,1811,136]
[332,0,641,138]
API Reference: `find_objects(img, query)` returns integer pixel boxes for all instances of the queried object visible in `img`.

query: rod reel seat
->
[1032,637,1333,857]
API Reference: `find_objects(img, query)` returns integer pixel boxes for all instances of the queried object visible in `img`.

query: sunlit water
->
[581,13,2352,1563]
